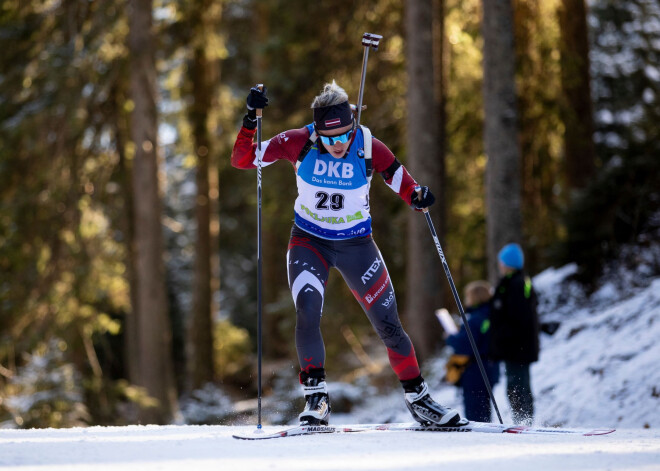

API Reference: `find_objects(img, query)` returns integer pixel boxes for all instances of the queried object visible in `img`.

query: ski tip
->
[232,431,286,440]
[584,429,616,436]
[504,425,617,436]
[231,427,272,440]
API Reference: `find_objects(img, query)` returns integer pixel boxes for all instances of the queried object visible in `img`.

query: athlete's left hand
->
[411,186,435,209]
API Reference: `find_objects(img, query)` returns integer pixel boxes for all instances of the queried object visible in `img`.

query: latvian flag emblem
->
[325,118,341,128]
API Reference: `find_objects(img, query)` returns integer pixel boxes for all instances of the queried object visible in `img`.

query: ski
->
[357,421,615,436]
[232,424,363,440]
[232,421,615,440]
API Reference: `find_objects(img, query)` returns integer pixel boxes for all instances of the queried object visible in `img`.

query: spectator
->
[446,281,500,422]
[489,243,540,425]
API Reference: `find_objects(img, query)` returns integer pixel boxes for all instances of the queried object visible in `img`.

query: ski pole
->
[255,84,264,431]
[356,33,382,126]
[415,187,503,424]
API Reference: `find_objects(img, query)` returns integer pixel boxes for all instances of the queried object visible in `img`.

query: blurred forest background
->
[1,0,658,427]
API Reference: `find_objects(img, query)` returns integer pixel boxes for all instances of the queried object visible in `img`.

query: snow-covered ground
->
[2,251,660,470]
[1,424,659,471]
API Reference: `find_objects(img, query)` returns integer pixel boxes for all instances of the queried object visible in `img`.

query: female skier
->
[231,82,462,427]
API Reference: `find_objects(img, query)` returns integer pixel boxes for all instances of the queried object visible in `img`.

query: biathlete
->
[231,81,462,427]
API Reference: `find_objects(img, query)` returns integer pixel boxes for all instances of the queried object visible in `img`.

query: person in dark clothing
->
[446,281,500,423]
[489,243,540,425]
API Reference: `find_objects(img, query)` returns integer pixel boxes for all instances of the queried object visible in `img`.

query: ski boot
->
[299,369,331,426]
[402,377,463,426]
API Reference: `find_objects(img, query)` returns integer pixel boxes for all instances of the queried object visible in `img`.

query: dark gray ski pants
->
[287,225,421,380]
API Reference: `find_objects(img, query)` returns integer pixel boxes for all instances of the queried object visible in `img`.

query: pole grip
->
[414,186,430,213]
[256,84,264,118]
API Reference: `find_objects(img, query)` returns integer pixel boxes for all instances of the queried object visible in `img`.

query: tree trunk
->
[434,0,451,311]
[482,0,523,284]
[127,0,177,424]
[187,0,218,391]
[558,0,595,192]
[111,79,139,384]
[405,0,445,361]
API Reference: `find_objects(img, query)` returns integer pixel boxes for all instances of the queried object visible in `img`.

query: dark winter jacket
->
[489,270,540,363]
[446,303,499,389]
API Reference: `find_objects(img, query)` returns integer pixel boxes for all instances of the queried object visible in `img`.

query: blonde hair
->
[464,280,492,308]
[311,80,349,108]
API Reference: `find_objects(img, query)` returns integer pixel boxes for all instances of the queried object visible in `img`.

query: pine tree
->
[405,0,446,359]
[482,0,523,283]
[127,0,178,424]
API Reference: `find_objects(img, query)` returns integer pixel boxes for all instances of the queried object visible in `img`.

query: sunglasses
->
[318,128,354,146]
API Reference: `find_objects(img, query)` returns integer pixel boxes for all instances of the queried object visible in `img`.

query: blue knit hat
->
[498,243,524,269]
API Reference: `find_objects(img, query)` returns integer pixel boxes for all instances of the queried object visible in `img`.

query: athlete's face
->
[318,123,353,159]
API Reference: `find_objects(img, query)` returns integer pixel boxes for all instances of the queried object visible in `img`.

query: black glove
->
[410,186,435,209]
[246,86,268,110]
[243,86,268,130]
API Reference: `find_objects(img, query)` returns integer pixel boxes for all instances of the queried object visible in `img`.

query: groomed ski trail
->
[2,424,656,471]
